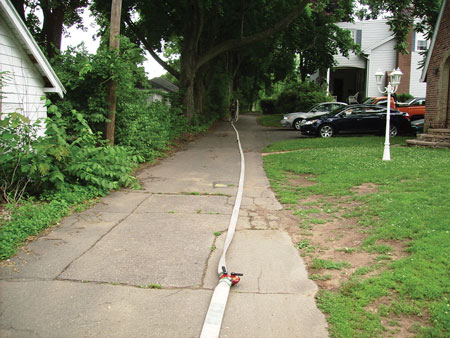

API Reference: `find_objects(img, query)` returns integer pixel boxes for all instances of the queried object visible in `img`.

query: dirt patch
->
[352,183,379,195]
[288,173,316,187]
[278,175,415,333]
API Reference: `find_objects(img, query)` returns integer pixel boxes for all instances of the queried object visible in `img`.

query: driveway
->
[0,114,328,337]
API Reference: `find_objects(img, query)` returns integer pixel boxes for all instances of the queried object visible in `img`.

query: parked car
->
[281,102,347,130]
[363,96,425,121]
[396,97,425,121]
[299,104,412,138]
[411,118,424,134]
[363,96,395,107]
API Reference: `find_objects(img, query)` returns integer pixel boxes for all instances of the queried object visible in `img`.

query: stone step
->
[406,139,450,148]
[429,128,450,134]
[417,133,450,140]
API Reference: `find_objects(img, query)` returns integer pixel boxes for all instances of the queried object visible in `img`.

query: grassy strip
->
[263,136,450,337]
[0,186,104,260]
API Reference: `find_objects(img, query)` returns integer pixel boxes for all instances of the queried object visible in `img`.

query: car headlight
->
[282,116,288,120]
[302,120,316,125]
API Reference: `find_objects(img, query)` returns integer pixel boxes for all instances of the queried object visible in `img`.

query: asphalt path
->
[0,114,328,338]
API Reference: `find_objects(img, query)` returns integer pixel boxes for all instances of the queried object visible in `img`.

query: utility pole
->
[105,0,122,145]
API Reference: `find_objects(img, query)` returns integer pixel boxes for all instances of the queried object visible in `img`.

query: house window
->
[349,29,362,45]
[417,40,427,51]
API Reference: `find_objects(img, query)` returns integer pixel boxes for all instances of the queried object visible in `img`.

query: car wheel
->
[319,124,334,138]
[293,119,303,130]
[390,124,398,137]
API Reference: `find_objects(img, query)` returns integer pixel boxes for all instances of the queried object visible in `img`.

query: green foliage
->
[260,99,277,115]
[275,80,332,114]
[51,39,192,163]
[50,37,148,131]
[0,111,68,202]
[1,101,140,198]
[0,185,103,259]
[203,68,232,119]
[0,102,141,259]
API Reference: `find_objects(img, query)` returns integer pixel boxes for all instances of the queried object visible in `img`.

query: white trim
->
[420,0,448,82]
[0,0,65,97]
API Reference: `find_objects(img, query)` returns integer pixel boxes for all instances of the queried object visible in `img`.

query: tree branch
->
[196,0,309,71]
[124,16,180,79]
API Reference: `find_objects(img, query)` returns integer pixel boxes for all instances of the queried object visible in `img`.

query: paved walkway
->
[0,114,328,338]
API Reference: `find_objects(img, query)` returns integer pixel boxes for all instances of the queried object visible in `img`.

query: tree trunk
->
[179,0,204,119]
[181,76,196,120]
[11,0,25,21]
[40,5,65,58]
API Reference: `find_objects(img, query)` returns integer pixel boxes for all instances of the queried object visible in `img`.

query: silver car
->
[281,102,347,130]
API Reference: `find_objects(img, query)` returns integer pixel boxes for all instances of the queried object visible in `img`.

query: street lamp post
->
[375,68,403,161]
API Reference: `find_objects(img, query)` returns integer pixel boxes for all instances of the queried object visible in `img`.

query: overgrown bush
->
[275,80,331,114]
[50,39,193,163]
[0,102,140,203]
[260,99,277,115]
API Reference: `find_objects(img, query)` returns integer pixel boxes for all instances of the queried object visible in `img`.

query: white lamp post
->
[375,68,403,161]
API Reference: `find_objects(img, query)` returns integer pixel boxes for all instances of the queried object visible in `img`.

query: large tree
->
[12,0,89,58]
[93,0,327,119]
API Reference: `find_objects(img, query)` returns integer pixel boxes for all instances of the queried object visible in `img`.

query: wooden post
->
[105,0,122,145]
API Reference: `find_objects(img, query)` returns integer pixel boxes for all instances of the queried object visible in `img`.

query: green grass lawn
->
[263,136,450,337]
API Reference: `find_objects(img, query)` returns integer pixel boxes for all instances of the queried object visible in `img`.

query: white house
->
[325,19,427,103]
[0,0,65,135]
[148,76,179,105]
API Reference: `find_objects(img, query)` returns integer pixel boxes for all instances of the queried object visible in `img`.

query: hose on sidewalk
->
[199,118,244,338]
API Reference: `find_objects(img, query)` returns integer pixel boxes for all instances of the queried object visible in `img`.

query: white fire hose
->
[200,113,244,338]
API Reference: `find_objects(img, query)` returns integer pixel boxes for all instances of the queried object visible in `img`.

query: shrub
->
[0,102,141,202]
[260,99,277,114]
[276,81,331,114]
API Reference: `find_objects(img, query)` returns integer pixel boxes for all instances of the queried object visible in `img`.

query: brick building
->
[421,0,450,130]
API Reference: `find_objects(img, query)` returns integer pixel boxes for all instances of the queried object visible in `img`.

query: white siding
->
[409,31,428,97]
[332,19,427,98]
[0,19,47,135]
[410,52,427,97]
[334,54,366,69]
[337,20,394,53]
[367,39,398,97]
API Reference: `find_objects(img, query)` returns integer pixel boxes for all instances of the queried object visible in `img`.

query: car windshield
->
[308,104,323,113]
[330,105,349,115]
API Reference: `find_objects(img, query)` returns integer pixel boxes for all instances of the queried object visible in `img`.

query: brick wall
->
[425,0,450,129]
[397,29,413,95]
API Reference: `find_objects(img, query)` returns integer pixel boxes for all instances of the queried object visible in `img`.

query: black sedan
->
[299,104,411,138]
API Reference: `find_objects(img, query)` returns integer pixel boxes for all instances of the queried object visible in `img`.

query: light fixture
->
[375,68,402,161]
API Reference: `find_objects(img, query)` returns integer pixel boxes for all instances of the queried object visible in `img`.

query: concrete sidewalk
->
[0,115,328,338]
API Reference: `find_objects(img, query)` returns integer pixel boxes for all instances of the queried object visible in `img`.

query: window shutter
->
[356,30,362,45]
[412,30,416,52]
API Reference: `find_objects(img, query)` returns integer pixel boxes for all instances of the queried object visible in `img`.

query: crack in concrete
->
[0,325,41,337]
[55,194,153,280]
[257,269,263,293]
